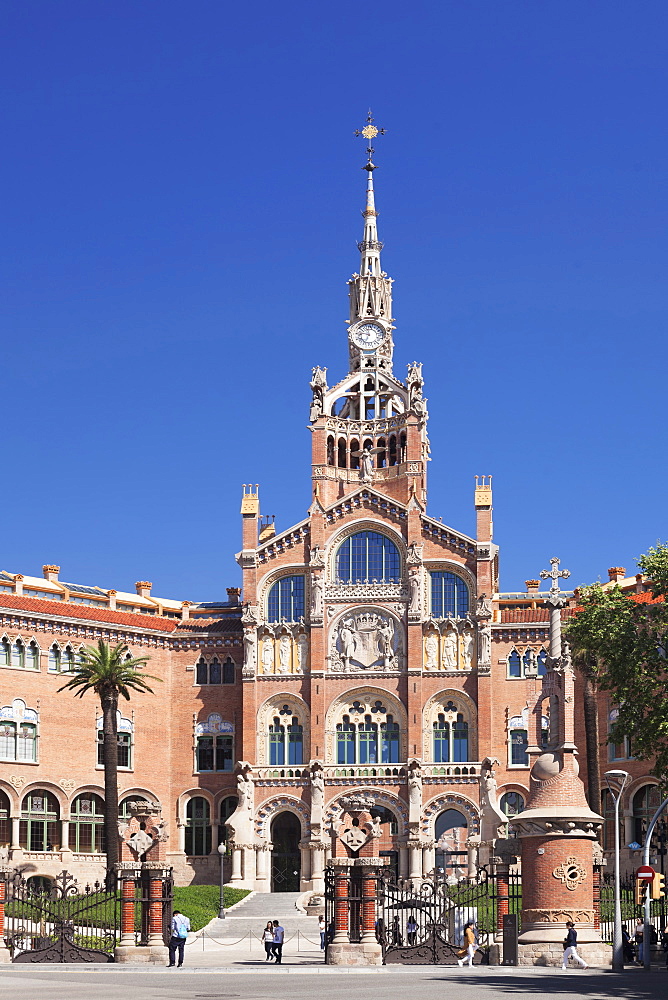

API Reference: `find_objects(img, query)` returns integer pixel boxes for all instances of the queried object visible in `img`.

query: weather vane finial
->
[354,109,386,171]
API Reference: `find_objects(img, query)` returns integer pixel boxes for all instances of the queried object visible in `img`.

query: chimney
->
[135,581,152,598]
[608,567,626,583]
[226,587,241,606]
[635,573,644,594]
[258,515,276,543]
[525,580,540,595]
[13,574,24,596]
[181,601,192,621]
[43,564,60,583]
[107,590,117,610]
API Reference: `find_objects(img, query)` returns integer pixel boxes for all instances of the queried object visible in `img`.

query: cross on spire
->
[540,557,571,594]
[354,109,386,170]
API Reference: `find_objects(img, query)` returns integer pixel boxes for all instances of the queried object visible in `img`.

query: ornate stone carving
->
[408,567,421,616]
[242,628,256,678]
[330,611,402,672]
[310,367,328,422]
[553,856,587,890]
[241,603,259,626]
[309,545,325,568]
[59,779,76,793]
[441,629,457,669]
[8,775,25,790]
[325,582,408,602]
[340,793,375,812]
[523,908,595,925]
[461,628,474,669]
[311,574,324,618]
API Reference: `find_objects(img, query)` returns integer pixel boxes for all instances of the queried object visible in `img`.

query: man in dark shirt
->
[272,919,285,964]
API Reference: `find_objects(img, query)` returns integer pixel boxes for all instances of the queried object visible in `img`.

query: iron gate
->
[5,870,118,963]
[325,866,521,965]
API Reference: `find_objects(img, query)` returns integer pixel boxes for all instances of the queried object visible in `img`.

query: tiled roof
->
[175,618,243,635]
[628,591,664,606]
[0,593,178,632]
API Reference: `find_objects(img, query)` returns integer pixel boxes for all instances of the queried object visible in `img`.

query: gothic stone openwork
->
[254,794,310,842]
[421,689,478,762]
[329,607,404,673]
[325,789,408,837]
[324,687,407,764]
[256,692,310,766]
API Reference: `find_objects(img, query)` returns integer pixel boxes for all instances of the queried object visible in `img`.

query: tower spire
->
[354,110,386,277]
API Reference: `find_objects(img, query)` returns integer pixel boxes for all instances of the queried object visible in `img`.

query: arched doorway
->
[271,812,301,892]
[435,807,468,876]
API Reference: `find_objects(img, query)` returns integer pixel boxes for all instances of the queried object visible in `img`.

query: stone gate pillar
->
[0,868,11,963]
[509,559,610,968]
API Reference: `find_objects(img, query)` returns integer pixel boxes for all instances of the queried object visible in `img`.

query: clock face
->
[351,322,385,350]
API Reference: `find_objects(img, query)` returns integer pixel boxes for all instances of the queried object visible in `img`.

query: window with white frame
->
[334,531,401,585]
[97,712,133,769]
[433,708,469,763]
[269,705,304,765]
[0,699,38,762]
[335,711,400,765]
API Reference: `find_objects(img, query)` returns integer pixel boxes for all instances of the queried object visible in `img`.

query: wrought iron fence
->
[599,872,667,950]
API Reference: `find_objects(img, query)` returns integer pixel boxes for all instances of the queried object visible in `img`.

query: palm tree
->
[571,646,602,815]
[59,640,160,881]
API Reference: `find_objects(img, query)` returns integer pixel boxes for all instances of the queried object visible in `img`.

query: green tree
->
[566,543,668,783]
[59,640,160,879]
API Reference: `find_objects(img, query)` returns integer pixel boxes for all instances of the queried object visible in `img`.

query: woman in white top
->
[319,914,326,950]
[263,920,275,960]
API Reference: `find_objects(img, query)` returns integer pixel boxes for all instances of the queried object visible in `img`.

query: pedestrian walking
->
[167,909,191,968]
[457,921,477,967]
[318,914,326,950]
[272,918,285,964]
[635,917,644,964]
[407,914,418,946]
[263,920,275,961]
[561,921,588,970]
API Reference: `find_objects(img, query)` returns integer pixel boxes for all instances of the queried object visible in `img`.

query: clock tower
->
[308,114,429,509]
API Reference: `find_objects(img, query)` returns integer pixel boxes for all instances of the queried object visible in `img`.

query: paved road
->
[1,966,667,1000]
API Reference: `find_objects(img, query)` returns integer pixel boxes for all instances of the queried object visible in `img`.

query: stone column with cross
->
[508,558,610,967]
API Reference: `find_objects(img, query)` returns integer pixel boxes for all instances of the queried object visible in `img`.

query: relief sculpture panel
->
[329,610,403,672]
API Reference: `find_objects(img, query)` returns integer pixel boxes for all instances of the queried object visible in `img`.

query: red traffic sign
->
[637,865,655,880]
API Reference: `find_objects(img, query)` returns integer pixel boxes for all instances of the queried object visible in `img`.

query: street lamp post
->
[217,841,227,920]
[605,769,631,973]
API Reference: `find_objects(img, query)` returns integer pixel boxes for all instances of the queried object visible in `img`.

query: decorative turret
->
[308,115,430,508]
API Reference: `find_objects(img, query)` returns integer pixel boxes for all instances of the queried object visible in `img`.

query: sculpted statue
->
[378,619,395,666]
[236,766,252,811]
[409,567,421,613]
[476,593,492,618]
[425,633,438,670]
[243,630,256,674]
[278,635,291,673]
[478,621,492,665]
[310,763,324,811]
[360,446,374,483]
[296,634,308,673]
[311,575,324,617]
[261,637,274,674]
[339,619,356,669]
[462,630,474,669]
[442,630,457,669]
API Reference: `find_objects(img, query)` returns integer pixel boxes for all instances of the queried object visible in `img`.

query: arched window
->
[0,638,9,666]
[377,438,387,468]
[335,713,401,764]
[430,572,469,619]
[209,658,222,684]
[326,435,335,466]
[185,797,211,856]
[500,791,525,817]
[222,657,235,684]
[507,650,522,678]
[350,439,360,470]
[26,642,39,670]
[11,640,24,668]
[537,648,548,676]
[20,790,59,851]
[337,438,347,468]
[196,658,208,685]
[48,644,61,672]
[218,795,238,848]
[71,793,105,853]
[61,646,74,672]
[335,531,400,585]
[268,707,303,766]
[432,712,469,762]
[0,789,10,847]
[267,575,305,623]
[435,808,468,873]
[399,432,407,463]
[389,435,397,467]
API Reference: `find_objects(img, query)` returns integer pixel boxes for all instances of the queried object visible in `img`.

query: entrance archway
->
[271,811,301,892]
[435,807,468,875]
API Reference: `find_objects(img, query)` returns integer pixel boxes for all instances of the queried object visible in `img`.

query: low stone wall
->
[517,941,611,968]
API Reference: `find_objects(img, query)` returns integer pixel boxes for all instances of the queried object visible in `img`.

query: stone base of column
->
[0,945,11,964]
[114,944,169,964]
[516,941,611,968]
[326,942,383,966]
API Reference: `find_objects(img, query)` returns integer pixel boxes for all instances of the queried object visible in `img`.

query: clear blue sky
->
[2,1,667,600]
